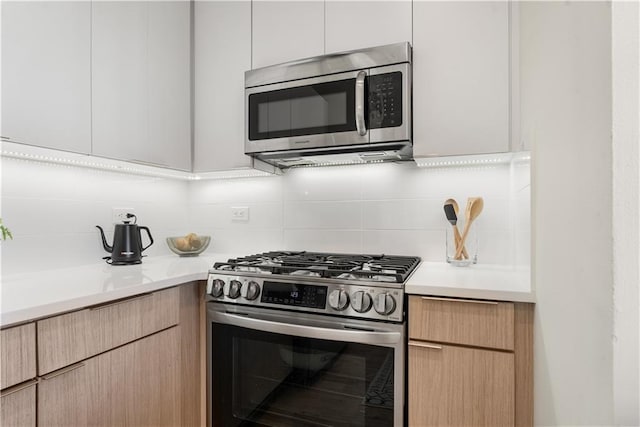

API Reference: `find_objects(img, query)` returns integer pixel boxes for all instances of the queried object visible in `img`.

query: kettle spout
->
[96,226,113,253]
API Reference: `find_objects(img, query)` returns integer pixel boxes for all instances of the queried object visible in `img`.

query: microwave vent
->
[275,158,315,167]
[358,152,391,160]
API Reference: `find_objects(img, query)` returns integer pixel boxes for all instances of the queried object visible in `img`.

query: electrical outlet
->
[231,206,249,222]
[112,208,135,224]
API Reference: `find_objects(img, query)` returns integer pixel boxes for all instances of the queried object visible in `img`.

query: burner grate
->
[213,251,421,283]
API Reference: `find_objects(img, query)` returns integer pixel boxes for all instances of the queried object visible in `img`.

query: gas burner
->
[235,266,273,274]
[213,251,421,284]
[290,270,322,277]
[217,264,273,274]
[336,272,398,282]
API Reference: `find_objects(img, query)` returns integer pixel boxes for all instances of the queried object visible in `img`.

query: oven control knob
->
[210,279,225,298]
[245,281,261,301]
[328,289,350,311]
[373,293,396,316]
[228,280,242,299]
[351,291,372,313]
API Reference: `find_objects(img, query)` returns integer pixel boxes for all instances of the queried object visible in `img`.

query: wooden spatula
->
[455,197,484,260]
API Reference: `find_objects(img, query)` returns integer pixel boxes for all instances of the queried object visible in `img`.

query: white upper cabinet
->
[1,2,91,154]
[91,2,146,162]
[252,1,325,69]
[325,1,412,54]
[412,1,511,157]
[194,1,252,172]
[147,2,192,170]
[92,1,191,171]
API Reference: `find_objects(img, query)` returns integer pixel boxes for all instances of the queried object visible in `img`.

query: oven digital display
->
[261,281,327,309]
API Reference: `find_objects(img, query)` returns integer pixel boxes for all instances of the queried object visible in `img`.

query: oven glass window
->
[211,323,395,427]
[249,78,357,141]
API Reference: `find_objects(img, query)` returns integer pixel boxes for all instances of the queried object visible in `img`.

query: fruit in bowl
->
[167,233,211,256]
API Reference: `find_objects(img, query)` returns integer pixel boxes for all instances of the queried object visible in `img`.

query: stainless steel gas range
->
[206,251,421,427]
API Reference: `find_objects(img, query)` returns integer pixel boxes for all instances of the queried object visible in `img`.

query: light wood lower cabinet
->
[1,282,204,427]
[38,362,89,426]
[38,326,180,426]
[38,287,179,375]
[408,295,534,427]
[179,282,204,426]
[0,323,36,389]
[409,297,515,350]
[0,381,37,427]
[409,341,514,426]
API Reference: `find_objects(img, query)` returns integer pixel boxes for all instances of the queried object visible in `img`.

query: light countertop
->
[405,262,534,303]
[1,255,533,327]
[0,254,237,327]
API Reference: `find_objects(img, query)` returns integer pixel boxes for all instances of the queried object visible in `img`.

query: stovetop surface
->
[212,251,421,284]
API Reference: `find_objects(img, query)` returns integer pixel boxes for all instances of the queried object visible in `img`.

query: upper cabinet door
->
[1,2,91,153]
[252,1,324,69]
[92,1,191,171]
[193,1,252,172]
[413,2,510,157]
[147,2,192,171]
[91,2,147,163]
[325,1,412,54]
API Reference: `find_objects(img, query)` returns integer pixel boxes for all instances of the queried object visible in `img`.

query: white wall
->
[188,160,530,264]
[612,1,640,425]
[1,156,530,276]
[520,2,615,425]
[1,157,190,275]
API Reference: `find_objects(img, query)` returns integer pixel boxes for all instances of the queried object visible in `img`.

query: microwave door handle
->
[355,71,367,136]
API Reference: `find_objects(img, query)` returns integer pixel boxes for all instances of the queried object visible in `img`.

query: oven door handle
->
[209,309,402,346]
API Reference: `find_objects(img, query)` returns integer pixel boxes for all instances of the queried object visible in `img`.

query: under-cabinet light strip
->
[0,149,273,181]
[414,152,530,168]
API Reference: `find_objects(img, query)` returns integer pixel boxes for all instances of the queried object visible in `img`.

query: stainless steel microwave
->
[245,42,412,168]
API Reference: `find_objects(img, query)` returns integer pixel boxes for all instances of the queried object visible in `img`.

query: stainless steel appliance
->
[206,251,421,427]
[245,43,412,168]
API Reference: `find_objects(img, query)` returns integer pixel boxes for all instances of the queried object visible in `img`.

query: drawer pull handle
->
[90,292,154,311]
[409,341,442,350]
[0,379,38,397]
[421,296,499,305]
[41,362,85,380]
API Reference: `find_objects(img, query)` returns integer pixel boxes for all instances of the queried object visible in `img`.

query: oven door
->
[207,303,405,427]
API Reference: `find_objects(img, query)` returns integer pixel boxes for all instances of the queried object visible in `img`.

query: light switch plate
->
[231,206,250,222]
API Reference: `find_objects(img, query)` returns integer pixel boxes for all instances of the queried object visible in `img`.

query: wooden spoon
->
[443,199,468,259]
[454,197,484,259]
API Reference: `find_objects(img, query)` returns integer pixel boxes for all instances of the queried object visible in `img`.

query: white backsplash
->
[1,157,530,276]
[190,160,531,265]
[1,158,190,275]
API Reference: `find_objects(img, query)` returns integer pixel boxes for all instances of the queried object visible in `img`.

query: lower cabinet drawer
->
[408,296,515,350]
[0,380,37,427]
[0,323,37,389]
[37,287,179,374]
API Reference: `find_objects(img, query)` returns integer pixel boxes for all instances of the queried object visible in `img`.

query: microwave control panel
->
[368,71,403,129]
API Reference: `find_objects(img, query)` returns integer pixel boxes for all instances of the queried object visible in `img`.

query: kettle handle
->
[139,226,154,251]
